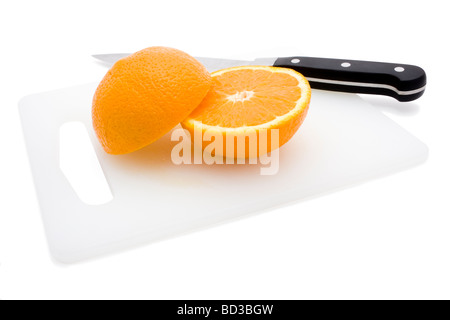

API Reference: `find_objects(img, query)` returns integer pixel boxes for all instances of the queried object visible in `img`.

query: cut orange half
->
[181,65,311,158]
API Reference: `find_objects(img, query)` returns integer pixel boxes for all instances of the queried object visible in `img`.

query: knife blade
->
[92,53,426,102]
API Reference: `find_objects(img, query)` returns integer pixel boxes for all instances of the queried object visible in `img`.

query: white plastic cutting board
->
[19,84,428,263]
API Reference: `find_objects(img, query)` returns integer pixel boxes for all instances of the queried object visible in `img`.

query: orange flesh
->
[188,69,302,128]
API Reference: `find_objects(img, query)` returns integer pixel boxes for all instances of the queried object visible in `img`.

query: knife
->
[93,53,426,102]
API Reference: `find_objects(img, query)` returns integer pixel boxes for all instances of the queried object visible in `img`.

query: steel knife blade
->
[92,53,426,102]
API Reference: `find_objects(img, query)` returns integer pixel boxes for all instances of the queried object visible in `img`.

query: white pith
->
[227,90,255,102]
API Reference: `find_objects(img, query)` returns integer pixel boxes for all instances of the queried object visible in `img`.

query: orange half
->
[182,66,311,158]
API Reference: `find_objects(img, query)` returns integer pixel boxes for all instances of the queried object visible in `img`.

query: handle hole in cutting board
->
[59,122,113,205]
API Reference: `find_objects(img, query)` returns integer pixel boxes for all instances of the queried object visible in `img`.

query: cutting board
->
[19,84,428,263]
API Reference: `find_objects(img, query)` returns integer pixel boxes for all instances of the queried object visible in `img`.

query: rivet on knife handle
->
[273,57,427,102]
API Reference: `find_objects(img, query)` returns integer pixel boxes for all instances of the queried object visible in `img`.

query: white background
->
[1,0,449,300]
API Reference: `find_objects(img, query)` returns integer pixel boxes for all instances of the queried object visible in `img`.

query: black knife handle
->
[273,57,426,102]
